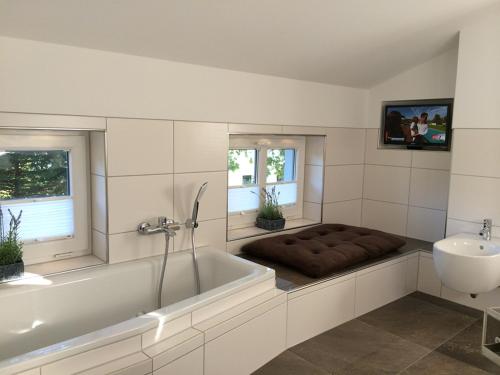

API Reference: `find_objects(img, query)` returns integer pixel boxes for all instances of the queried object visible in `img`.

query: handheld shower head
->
[191,182,208,227]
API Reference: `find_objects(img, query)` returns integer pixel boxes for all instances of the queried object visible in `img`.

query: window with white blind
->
[228,135,305,229]
[0,131,89,265]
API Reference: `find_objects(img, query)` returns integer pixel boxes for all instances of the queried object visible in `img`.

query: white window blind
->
[1,198,74,243]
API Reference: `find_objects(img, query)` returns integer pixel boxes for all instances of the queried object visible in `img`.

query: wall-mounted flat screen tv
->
[382,99,453,151]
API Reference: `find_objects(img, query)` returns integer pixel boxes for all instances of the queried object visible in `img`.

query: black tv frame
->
[380,98,453,151]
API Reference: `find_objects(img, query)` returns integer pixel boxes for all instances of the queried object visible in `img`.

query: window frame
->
[0,130,90,265]
[228,135,305,230]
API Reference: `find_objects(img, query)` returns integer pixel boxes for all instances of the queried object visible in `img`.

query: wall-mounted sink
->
[434,233,500,294]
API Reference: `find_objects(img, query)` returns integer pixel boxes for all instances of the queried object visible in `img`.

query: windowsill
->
[227,218,320,242]
[0,255,105,285]
[25,255,104,275]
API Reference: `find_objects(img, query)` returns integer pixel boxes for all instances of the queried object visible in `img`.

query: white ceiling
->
[0,0,498,88]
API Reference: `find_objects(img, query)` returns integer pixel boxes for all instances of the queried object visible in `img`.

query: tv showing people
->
[382,101,452,150]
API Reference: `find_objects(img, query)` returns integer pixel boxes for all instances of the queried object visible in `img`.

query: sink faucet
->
[479,218,492,241]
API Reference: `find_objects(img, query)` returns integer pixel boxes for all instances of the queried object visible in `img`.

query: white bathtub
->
[0,248,274,373]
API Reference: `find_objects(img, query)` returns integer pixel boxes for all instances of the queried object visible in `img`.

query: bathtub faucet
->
[137,216,181,237]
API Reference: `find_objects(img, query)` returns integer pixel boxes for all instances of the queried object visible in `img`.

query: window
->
[228,135,305,229]
[0,131,89,265]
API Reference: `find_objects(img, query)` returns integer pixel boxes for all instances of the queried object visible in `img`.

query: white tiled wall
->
[322,128,366,226]
[447,128,500,236]
[102,119,230,263]
[361,128,450,241]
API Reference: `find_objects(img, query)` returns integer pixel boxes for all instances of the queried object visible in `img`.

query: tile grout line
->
[396,317,481,374]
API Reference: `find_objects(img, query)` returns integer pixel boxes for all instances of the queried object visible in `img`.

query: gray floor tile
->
[401,351,492,375]
[410,292,483,320]
[289,319,429,374]
[359,296,477,349]
[437,320,500,374]
[252,350,329,375]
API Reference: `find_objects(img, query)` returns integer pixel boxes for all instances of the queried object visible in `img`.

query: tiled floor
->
[254,292,500,375]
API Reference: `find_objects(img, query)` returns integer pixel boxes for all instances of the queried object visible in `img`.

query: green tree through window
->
[0,151,70,200]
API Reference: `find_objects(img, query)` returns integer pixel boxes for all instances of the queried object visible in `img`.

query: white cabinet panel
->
[355,260,408,317]
[204,303,286,375]
[417,253,442,297]
[287,277,355,347]
[154,347,203,375]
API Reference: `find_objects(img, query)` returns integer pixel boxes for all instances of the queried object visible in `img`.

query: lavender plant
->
[0,207,23,266]
[254,186,283,220]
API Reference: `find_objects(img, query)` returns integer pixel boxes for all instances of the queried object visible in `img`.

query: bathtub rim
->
[0,247,275,375]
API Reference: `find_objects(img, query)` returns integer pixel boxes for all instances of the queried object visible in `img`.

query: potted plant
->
[255,186,286,231]
[0,207,24,280]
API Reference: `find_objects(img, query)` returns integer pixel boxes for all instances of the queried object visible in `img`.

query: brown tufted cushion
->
[241,224,406,278]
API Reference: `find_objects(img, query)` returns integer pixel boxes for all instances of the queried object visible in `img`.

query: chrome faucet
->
[138,216,181,309]
[138,216,180,236]
[479,218,492,241]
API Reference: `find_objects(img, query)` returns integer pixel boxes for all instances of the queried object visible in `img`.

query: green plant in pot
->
[254,186,286,231]
[0,207,24,280]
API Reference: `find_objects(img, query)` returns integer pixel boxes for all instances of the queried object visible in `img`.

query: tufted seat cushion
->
[241,224,406,278]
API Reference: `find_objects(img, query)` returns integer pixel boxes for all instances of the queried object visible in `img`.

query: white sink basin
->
[433,233,500,294]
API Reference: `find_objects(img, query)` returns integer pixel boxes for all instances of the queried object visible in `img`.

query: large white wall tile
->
[445,218,480,237]
[365,129,412,167]
[228,123,282,134]
[304,165,324,204]
[323,199,361,226]
[363,165,410,205]
[107,118,173,176]
[108,174,173,234]
[90,131,106,176]
[451,129,500,177]
[92,229,108,262]
[448,174,500,224]
[174,219,226,252]
[108,230,167,263]
[324,165,364,203]
[173,171,227,222]
[362,200,407,236]
[364,129,412,167]
[412,150,451,170]
[91,174,107,233]
[305,135,325,166]
[409,168,450,210]
[325,128,365,165]
[407,206,447,242]
[283,126,327,135]
[445,218,500,238]
[174,121,228,173]
[303,202,322,222]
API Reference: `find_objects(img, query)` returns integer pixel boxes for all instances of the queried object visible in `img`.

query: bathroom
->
[1,1,500,374]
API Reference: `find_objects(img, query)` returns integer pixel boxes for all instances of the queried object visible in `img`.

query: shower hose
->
[157,227,201,309]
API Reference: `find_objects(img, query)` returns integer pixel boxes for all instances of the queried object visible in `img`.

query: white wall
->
[0,36,367,128]
[447,6,500,237]
[361,48,458,241]
[367,48,459,128]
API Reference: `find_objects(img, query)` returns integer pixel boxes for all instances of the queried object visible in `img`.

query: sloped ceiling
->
[0,0,498,88]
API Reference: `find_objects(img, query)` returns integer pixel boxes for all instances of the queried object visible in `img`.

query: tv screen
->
[382,100,453,150]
